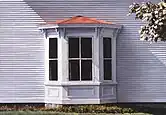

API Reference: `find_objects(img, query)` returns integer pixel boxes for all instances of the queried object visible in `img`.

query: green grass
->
[0,111,152,115]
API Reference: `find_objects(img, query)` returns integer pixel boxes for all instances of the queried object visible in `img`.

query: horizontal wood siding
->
[1,0,165,103]
[0,1,45,103]
[25,0,166,102]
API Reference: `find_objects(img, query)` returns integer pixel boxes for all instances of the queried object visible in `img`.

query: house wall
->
[0,0,166,103]
[0,0,45,103]
[24,0,166,102]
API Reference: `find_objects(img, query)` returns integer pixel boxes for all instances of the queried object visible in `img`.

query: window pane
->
[81,38,92,58]
[69,38,79,58]
[103,38,112,58]
[49,38,57,58]
[104,60,112,80]
[81,60,92,81]
[49,60,58,80]
[69,60,80,81]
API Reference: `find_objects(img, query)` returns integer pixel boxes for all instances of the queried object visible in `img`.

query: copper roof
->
[48,15,112,24]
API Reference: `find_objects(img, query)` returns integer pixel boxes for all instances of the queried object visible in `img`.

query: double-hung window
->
[69,37,92,81]
[49,38,58,81]
[103,37,112,80]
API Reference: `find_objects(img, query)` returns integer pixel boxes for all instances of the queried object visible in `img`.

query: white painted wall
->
[26,0,166,102]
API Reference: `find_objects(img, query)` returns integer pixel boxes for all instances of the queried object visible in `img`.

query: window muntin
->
[103,37,112,80]
[69,37,92,81]
[49,38,58,81]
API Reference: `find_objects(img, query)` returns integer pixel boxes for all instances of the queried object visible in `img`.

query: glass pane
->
[49,60,58,81]
[103,38,112,58]
[81,38,92,58]
[69,60,80,81]
[49,38,57,58]
[81,60,92,81]
[69,38,79,58]
[104,60,112,80]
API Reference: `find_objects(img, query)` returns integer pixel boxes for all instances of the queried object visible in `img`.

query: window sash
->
[49,38,57,58]
[103,59,112,80]
[49,38,58,81]
[103,37,112,80]
[49,60,58,81]
[68,37,92,81]
[103,37,112,58]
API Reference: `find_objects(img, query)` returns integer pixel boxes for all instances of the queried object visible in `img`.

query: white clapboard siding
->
[25,0,166,102]
[0,1,45,103]
[0,0,166,103]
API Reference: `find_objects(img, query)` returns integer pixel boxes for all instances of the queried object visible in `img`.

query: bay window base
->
[45,82,117,105]
[45,99,117,105]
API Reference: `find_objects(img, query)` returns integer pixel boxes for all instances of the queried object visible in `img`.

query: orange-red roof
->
[47,16,112,24]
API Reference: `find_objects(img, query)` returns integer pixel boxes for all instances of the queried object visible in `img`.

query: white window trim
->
[44,36,49,83]
[48,37,58,81]
[99,29,117,83]
[103,37,112,81]
[67,35,95,82]
[45,37,59,83]
[101,37,117,83]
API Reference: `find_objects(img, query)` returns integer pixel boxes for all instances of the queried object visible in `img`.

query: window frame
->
[45,36,59,83]
[68,37,93,81]
[103,37,112,81]
[67,35,94,82]
[49,37,58,81]
[101,34,116,83]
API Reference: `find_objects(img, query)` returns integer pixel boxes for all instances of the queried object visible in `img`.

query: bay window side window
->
[103,37,112,80]
[49,38,58,81]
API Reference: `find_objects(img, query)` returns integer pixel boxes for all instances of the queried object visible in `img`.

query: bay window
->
[39,15,122,104]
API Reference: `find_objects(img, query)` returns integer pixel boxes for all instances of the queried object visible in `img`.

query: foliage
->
[51,105,134,113]
[2,104,166,114]
[0,104,135,113]
[128,1,166,42]
[0,111,150,115]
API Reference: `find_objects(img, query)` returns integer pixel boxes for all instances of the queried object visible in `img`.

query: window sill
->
[44,81,117,86]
